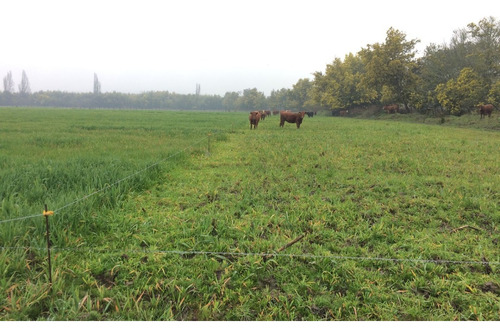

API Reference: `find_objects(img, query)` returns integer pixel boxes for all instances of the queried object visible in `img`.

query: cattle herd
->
[250,103,497,129]
[248,110,316,129]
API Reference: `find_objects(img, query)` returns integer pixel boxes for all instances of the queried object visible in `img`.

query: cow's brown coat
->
[280,111,306,128]
[249,111,261,129]
[383,104,399,114]
[479,104,494,119]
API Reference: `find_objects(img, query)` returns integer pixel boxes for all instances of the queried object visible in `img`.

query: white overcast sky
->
[2,0,499,96]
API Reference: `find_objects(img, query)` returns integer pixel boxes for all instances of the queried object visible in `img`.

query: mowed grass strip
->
[1,109,499,320]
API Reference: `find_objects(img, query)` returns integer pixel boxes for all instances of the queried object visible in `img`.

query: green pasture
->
[0,107,498,320]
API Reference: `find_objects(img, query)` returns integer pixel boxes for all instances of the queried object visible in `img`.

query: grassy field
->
[0,107,499,320]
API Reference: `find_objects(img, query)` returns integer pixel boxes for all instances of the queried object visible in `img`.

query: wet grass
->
[0,108,499,320]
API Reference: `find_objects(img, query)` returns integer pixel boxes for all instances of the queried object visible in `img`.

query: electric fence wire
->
[0,245,498,266]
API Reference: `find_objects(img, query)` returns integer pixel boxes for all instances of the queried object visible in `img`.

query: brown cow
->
[249,111,261,129]
[272,110,280,116]
[383,104,399,114]
[259,110,266,121]
[280,111,306,128]
[339,110,349,117]
[478,104,494,119]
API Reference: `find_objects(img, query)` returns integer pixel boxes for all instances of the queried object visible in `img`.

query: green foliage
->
[487,80,500,105]
[290,78,316,111]
[268,88,293,111]
[466,16,500,82]
[222,92,240,111]
[309,17,500,116]
[414,45,457,111]
[417,17,500,113]
[0,90,227,110]
[312,53,374,111]
[238,88,266,111]
[435,68,487,115]
[359,27,420,110]
[1,108,499,321]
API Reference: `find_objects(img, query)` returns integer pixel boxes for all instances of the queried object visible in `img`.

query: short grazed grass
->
[0,108,499,320]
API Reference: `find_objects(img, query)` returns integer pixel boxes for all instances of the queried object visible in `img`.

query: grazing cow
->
[272,110,280,116]
[339,110,349,117]
[478,104,494,119]
[249,111,261,129]
[383,104,399,114]
[305,111,314,118]
[280,111,306,128]
[259,110,266,121]
[264,110,271,117]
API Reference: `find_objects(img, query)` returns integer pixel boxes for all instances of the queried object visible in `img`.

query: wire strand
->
[0,213,43,224]
[1,246,497,266]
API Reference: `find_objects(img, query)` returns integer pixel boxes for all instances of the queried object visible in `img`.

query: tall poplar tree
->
[3,71,15,93]
[18,70,31,95]
[93,73,101,94]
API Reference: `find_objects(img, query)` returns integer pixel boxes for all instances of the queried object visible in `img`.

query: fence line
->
[0,132,214,225]
[1,245,498,266]
[0,213,43,224]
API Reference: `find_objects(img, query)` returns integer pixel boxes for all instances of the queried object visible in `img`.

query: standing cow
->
[249,111,261,129]
[280,111,306,128]
[478,104,495,119]
[383,104,399,114]
[339,110,349,117]
[259,110,266,121]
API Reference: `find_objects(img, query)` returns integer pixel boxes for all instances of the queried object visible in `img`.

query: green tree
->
[465,16,500,83]
[487,80,500,105]
[222,91,240,111]
[359,27,420,112]
[312,53,374,111]
[435,67,486,115]
[238,88,266,111]
[416,43,467,112]
[3,71,15,93]
[415,17,500,114]
[289,78,316,111]
[268,88,292,110]
[93,73,101,94]
[18,70,31,95]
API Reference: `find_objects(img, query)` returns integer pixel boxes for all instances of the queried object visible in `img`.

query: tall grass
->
[0,108,239,246]
[1,108,499,320]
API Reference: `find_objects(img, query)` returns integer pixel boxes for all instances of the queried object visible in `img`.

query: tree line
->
[2,16,499,115]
